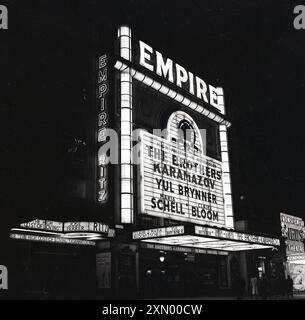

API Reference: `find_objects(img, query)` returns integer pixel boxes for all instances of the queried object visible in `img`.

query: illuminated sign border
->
[10,233,96,246]
[133,226,185,240]
[114,60,230,127]
[140,242,228,256]
[194,226,280,246]
[118,26,133,224]
[19,219,110,234]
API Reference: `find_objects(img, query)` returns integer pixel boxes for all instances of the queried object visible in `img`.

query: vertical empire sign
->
[97,55,109,203]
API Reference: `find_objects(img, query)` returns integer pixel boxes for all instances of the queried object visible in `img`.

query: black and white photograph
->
[0,0,305,313]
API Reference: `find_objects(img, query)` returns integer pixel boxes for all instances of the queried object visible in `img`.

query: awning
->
[10,219,115,246]
[132,225,280,252]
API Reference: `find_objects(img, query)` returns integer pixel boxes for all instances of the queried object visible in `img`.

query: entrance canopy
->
[133,225,280,252]
[10,219,115,246]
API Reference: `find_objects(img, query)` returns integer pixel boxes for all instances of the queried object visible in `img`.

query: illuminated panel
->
[19,220,109,234]
[194,226,280,246]
[20,219,63,232]
[133,226,185,240]
[118,26,133,223]
[140,236,276,251]
[114,61,231,127]
[141,242,228,256]
[10,233,95,246]
[12,220,114,244]
[64,222,109,233]
[138,130,225,227]
[219,124,234,229]
[62,232,103,239]
[132,225,280,251]
[12,228,63,236]
[287,254,305,262]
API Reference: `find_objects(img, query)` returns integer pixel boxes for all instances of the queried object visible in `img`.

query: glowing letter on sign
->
[0,5,8,29]
[0,265,8,289]
[156,51,174,83]
[196,76,208,103]
[209,85,219,109]
[139,41,154,71]
[176,64,188,88]
[99,55,107,68]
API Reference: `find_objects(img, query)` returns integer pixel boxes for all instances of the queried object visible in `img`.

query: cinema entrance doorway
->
[139,245,229,298]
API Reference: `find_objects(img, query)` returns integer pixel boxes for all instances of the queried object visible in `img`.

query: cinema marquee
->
[8,25,281,298]
[113,25,280,296]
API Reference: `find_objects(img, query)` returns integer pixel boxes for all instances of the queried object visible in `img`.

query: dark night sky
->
[1,0,305,247]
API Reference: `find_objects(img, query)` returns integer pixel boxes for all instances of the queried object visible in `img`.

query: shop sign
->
[280,213,305,255]
[133,226,184,240]
[64,222,109,233]
[20,219,63,232]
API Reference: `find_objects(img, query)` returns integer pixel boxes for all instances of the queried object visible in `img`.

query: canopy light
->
[133,225,280,252]
[10,219,114,244]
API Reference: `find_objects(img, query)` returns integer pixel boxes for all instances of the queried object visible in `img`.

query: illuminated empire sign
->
[138,41,225,114]
[139,130,225,227]
[116,26,233,227]
[97,54,109,203]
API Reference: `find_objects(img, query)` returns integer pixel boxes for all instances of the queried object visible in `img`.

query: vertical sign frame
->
[118,26,133,223]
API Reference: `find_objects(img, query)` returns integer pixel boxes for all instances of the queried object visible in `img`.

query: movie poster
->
[96,252,111,289]
[289,264,305,292]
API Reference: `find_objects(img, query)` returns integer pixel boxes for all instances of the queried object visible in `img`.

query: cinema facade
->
[8,26,280,299]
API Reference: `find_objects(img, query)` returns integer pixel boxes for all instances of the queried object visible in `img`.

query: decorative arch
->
[166,110,204,155]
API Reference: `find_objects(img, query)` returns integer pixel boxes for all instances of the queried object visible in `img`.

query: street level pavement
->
[155,293,305,300]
